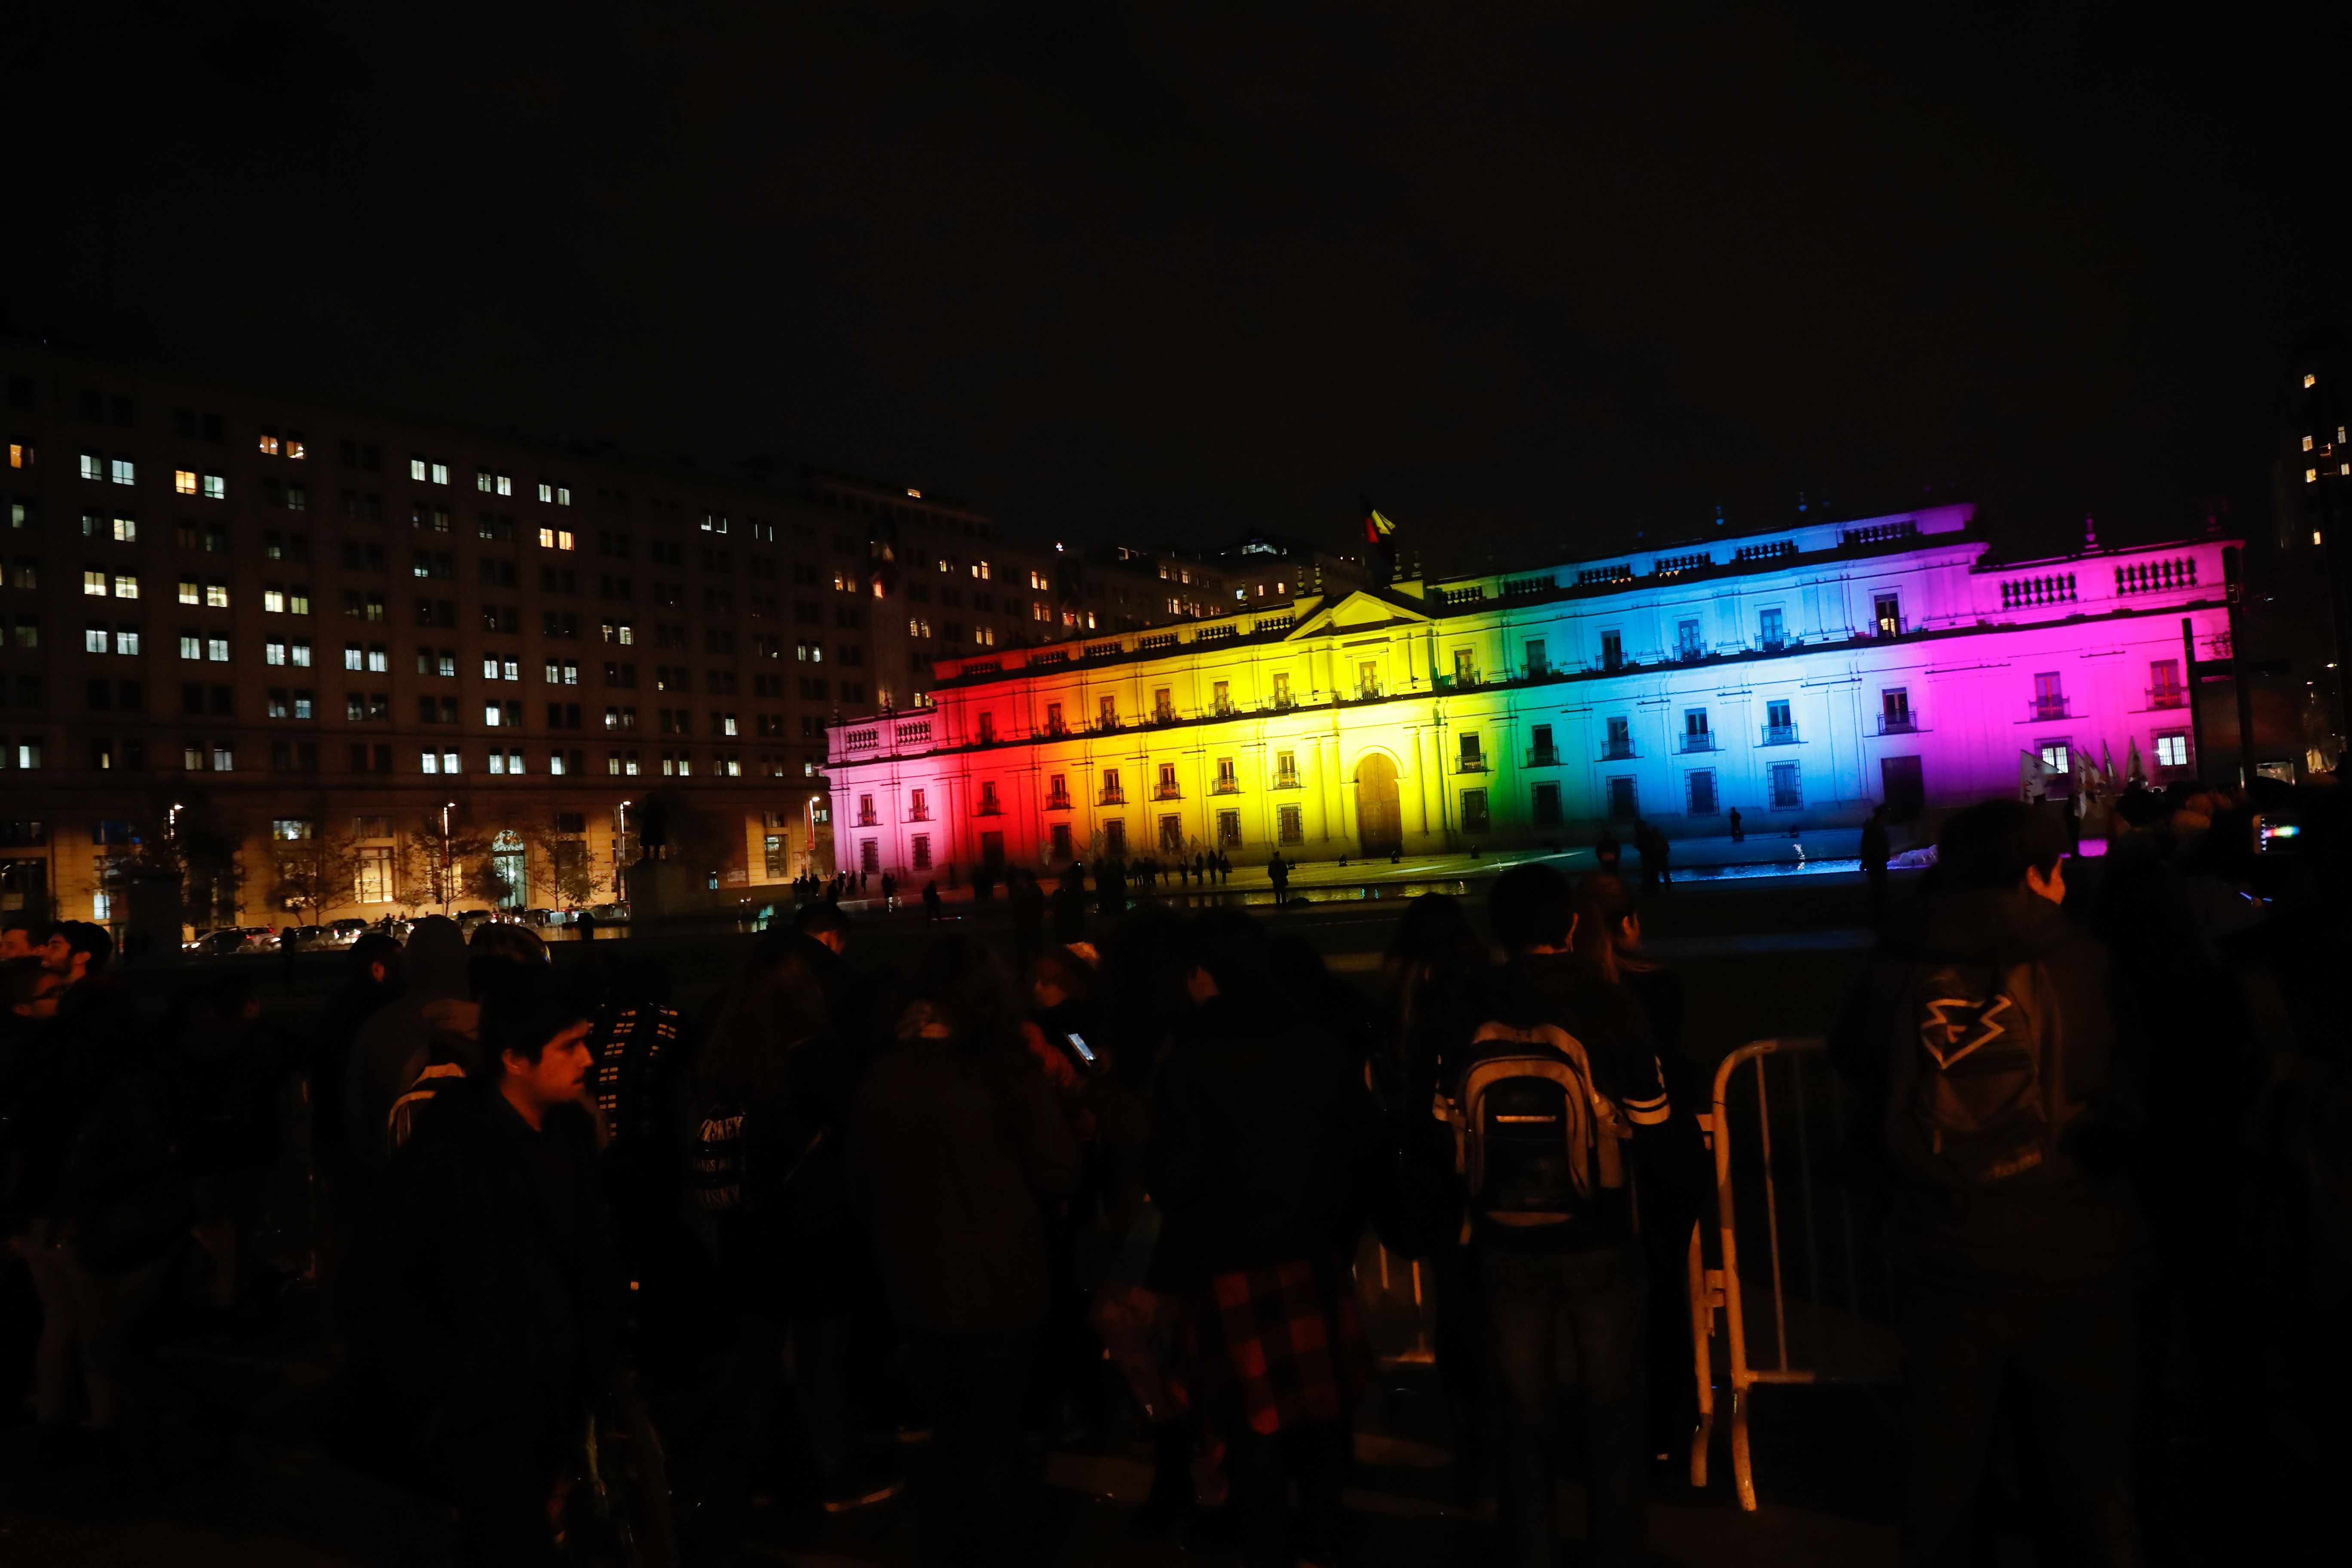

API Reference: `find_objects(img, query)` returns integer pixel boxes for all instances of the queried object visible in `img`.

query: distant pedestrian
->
[881,872,897,909]
[1727,807,1745,843]
[922,879,942,922]
[576,910,596,943]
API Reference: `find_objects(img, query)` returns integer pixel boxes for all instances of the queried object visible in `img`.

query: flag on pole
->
[2126,737,2145,785]
[1361,498,1398,578]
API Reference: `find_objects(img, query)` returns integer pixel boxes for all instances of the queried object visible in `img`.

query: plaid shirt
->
[1185,1259,1372,1436]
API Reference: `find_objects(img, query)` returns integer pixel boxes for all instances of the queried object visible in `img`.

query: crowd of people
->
[0,779,2342,1567]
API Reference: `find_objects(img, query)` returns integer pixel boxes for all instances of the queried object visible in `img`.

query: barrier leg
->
[1687,1221,1713,1488]
[1730,1387,1756,1512]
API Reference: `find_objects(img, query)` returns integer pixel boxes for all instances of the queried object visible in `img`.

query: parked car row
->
[181,904,632,954]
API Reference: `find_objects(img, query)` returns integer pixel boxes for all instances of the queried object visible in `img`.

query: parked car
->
[519,907,555,927]
[188,926,276,957]
[588,902,631,924]
[328,918,371,945]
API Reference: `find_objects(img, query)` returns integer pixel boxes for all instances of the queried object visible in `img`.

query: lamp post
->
[439,802,455,916]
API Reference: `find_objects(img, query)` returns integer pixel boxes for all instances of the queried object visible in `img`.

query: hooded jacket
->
[1833,888,2147,1292]
[345,917,472,1171]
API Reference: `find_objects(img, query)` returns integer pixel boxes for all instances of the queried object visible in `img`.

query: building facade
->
[0,342,897,928]
[825,503,2239,876]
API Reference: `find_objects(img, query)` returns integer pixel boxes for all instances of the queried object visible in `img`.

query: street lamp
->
[440,802,455,916]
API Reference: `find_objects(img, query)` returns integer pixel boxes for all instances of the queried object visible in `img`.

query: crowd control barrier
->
[1687,1036,1899,1509]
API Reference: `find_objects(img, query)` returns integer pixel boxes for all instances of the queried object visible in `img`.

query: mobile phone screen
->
[1065,1032,1096,1063]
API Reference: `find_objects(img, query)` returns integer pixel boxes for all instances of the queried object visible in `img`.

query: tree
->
[272,808,366,922]
[633,787,745,891]
[524,813,603,910]
[396,811,490,916]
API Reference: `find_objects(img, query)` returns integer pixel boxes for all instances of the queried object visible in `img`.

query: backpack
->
[1443,1022,1626,1231]
[691,1104,747,1212]
[1893,961,2066,1185]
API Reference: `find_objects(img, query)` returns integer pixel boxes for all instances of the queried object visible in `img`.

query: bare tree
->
[272,812,366,923]
[524,813,603,910]
[396,812,489,916]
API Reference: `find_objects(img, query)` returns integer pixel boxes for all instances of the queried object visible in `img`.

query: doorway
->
[490,830,527,909]
[1354,752,1403,857]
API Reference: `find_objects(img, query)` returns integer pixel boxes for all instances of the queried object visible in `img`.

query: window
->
[1100,767,1125,805]
[1676,620,1702,661]
[1461,789,1490,833]
[1357,659,1380,698]
[1604,716,1632,758]
[1758,608,1785,650]
[1532,782,1562,826]
[205,579,229,608]
[1271,672,1293,708]
[1526,638,1550,677]
[2039,740,2072,781]
[1881,688,1913,732]
[1683,709,1711,748]
[911,833,933,870]
[110,457,135,487]
[538,527,576,551]
[202,473,225,500]
[1459,730,1485,769]
[1873,592,1902,638]
[2149,659,2183,708]
[1453,648,1476,686]
[1214,756,1238,793]
[2154,731,2190,769]
[2032,671,2064,721]
[421,748,462,775]
[1097,694,1118,730]
[1600,630,1623,670]
[1769,761,1803,809]
[1686,770,1719,816]
[1607,776,1638,820]
[1275,749,1299,787]
[1156,761,1180,799]
[1277,804,1304,845]
[1764,699,1795,742]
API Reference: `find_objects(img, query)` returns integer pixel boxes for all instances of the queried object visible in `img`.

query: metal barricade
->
[1687,1036,1899,1509]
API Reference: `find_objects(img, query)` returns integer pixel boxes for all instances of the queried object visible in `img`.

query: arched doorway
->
[1354,752,1403,858]
[491,830,528,909]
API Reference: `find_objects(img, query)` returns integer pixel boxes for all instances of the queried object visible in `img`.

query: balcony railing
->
[1354,681,1384,701]
[1675,645,1705,664]
[2147,687,2185,710]
[1875,714,1919,735]
[905,808,931,822]
[2029,699,2071,722]
[1210,779,1241,795]
[1272,772,1302,790]
[1525,662,1552,680]
[1601,742,1637,761]
[1759,637,1786,655]
[1151,707,1178,726]
[855,813,879,827]
[974,799,1004,817]
[1044,793,1072,811]
[1098,787,1126,805]
[1043,720,1069,738]
[1269,694,1298,712]
[1677,733,1720,753]
[1455,754,1490,774]
[1152,784,1182,801]
[1761,723,1800,745]
[1090,718,1121,734]
[1526,746,1560,767]
[1212,700,1235,717]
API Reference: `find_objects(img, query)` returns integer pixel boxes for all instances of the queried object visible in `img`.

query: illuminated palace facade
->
[825,504,2236,876]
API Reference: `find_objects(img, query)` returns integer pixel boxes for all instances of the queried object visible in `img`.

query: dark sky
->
[6,4,2343,571]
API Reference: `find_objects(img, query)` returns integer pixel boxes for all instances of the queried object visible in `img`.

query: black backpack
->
[1891,961,2066,1185]
[1443,1022,1626,1233]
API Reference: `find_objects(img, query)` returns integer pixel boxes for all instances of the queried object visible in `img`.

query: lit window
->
[431,462,450,486]
[110,458,135,486]
[80,451,102,481]
[2306,373,2318,388]
[175,469,199,495]
[266,640,287,666]
[111,516,135,542]
[212,744,233,772]
[83,570,107,597]
[2308,469,2319,484]
[208,636,230,661]
[205,580,229,608]
[537,527,576,550]
[178,577,199,604]
[258,430,280,456]
[116,627,140,655]
[2305,435,2316,452]
[485,704,504,726]
[477,470,494,492]
[555,486,569,505]
[183,633,205,660]
[538,481,553,502]
[344,643,364,671]
[286,435,306,460]
[410,456,428,481]
[497,474,511,496]
[2155,732,2189,768]
[202,474,225,500]
[291,639,311,667]
[85,625,110,653]
[264,588,286,613]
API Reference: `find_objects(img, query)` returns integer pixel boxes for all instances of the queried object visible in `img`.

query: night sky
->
[6,5,2343,572]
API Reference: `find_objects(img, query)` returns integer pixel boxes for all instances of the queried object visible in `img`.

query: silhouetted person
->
[1832,799,2144,1568]
[1727,806,1744,843]
[1862,803,1893,924]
